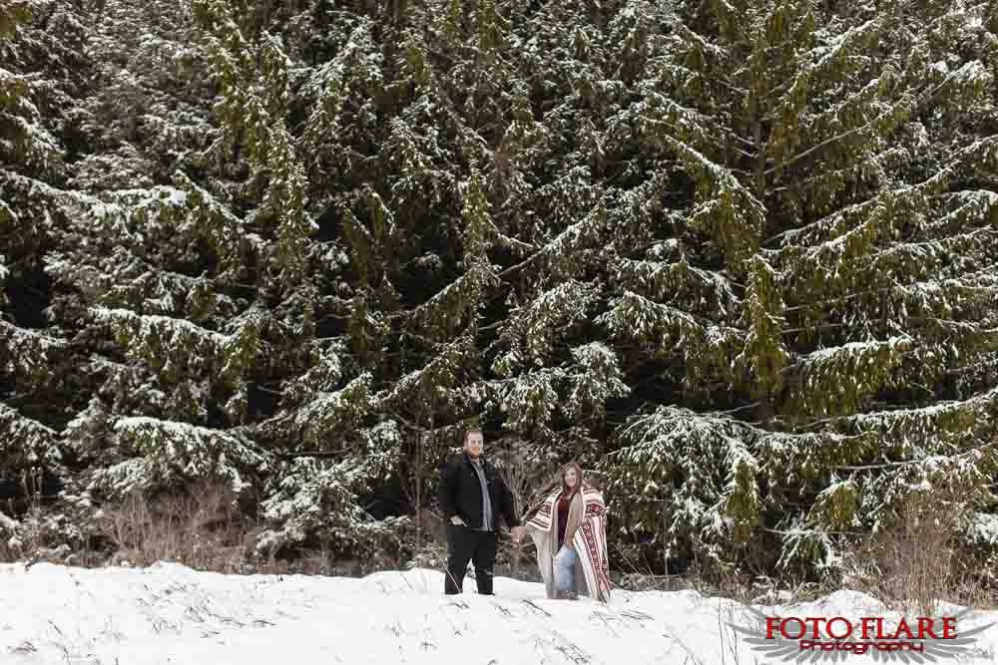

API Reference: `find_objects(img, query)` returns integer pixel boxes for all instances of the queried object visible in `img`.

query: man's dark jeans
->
[444,523,497,595]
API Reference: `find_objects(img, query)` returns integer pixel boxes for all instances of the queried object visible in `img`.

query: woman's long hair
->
[521,462,587,523]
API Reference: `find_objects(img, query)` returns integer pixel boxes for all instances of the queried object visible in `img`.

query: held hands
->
[449,516,525,544]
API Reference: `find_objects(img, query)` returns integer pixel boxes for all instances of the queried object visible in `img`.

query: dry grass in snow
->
[1,563,997,664]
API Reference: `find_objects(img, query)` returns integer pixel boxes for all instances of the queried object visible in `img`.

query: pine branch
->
[277,449,352,459]
[762,105,901,176]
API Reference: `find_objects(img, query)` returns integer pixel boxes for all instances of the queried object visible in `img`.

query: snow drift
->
[1,563,996,664]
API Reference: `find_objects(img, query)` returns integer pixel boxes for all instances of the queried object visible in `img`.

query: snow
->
[3,563,998,664]
[801,337,907,366]
[972,512,998,545]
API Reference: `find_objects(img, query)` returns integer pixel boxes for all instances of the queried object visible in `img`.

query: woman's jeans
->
[554,545,577,592]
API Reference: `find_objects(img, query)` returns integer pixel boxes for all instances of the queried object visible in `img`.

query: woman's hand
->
[511,526,526,544]
[450,516,465,526]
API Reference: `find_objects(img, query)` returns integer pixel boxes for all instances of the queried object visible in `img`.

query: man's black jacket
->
[439,453,520,531]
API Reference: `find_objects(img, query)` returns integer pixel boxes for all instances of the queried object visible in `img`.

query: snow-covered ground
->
[1,563,996,664]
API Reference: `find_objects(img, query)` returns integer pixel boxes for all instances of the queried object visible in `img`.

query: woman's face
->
[564,468,578,488]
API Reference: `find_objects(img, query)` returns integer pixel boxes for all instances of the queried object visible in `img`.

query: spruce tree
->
[3,0,998,582]
[598,0,998,577]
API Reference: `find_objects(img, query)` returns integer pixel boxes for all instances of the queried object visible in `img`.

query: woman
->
[523,463,611,602]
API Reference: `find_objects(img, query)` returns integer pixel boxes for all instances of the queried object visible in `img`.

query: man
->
[438,429,525,595]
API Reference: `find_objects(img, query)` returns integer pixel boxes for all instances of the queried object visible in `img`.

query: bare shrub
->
[492,440,558,581]
[843,484,973,616]
[407,536,449,572]
[0,468,60,563]
[96,482,258,573]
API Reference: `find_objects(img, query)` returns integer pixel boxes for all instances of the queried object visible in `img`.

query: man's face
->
[464,432,484,458]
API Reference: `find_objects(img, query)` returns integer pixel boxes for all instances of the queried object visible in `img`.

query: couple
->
[438,429,611,602]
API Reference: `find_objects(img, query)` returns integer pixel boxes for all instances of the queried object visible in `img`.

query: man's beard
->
[466,447,482,458]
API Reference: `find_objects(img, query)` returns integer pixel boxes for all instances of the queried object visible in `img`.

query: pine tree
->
[598,0,998,577]
[0,0,93,551]
[3,0,998,582]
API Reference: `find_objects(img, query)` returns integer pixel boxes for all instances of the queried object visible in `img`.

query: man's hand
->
[511,526,526,544]
[450,516,465,526]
